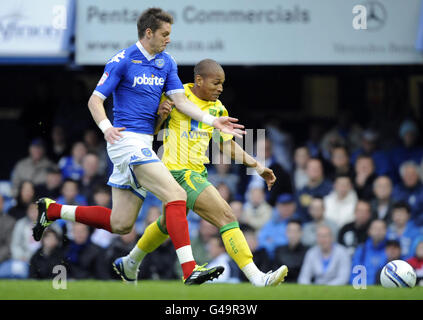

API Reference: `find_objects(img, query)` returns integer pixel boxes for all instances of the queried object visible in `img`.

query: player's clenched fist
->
[158,99,174,119]
[104,126,126,144]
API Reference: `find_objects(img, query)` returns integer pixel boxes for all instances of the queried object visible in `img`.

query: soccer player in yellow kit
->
[117,59,288,286]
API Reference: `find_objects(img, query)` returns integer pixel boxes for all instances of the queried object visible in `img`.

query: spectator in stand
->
[64,222,108,279]
[34,167,63,200]
[264,119,293,172]
[390,120,423,183]
[207,234,240,283]
[3,203,41,278]
[350,219,388,285]
[305,123,325,158]
[208,153,239,198]
[8,180,35,220]
[353,155,377,200]
[137,207,178,280]
[135,192,162,234]
[319,129,346,162]
[229,199,244,221]
[350,129,392,177]
[338,200,373,256]
[90,186,117,249]
[0,195,16,266]
[298,224,351,285]
[56,179,88,240]
[327,145,354,182]
[11,138,55,197]
[407,236,423,286]
[386,202,421,259]
[302,197,338,247]
[29,228,64,279]
[385,239,403,261]
[191,219,219,266]
[56,179,87,206]
[296,158,332,222]
[323,174,358,229]
[274,219,308,283]
[392,161,423,226]
[216,182,233,204]
[257,193,298,258]
[375,239,403,285]
[371,176,394,224]
[58,141,87,181]
[83,128,108,174]
[320,112,362,158]
[245,138,293,206]
[293,146,310,191]
[238,224,272,282]
[79,153,107,205]
[104,227,139,280]
[241,187,272,231]
[47,125,69,163]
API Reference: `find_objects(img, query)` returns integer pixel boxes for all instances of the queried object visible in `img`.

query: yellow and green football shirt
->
[161,83,233,173]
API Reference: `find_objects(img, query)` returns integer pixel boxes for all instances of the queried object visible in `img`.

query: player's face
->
[150,22,171,54]
[198,70,225,101]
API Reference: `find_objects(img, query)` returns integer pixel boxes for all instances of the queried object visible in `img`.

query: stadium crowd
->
[1,115,423,286]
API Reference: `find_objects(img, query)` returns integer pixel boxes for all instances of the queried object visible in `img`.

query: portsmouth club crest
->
[155,58,165,68]
[141,148,153,157]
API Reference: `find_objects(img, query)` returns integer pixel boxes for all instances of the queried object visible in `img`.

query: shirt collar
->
[136,41,156,61]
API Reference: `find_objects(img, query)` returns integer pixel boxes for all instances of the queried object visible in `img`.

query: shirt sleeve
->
[93,51,127,100]
[164,55,184,96]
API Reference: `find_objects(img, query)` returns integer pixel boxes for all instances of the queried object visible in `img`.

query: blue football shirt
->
[93,42,184,134]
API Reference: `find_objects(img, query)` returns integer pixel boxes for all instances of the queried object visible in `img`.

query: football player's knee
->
[220,204,237,226]
[166,184,187,202]
[110,217,133,235]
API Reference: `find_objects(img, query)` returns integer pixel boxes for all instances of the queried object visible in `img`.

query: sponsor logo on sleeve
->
[97,72,109,86]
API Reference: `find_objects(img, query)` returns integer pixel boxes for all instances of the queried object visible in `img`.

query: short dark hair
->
[93,184,110,195]
[392,201,411,214]
[193,59,223,78]
[356,154,374,163]
[334,173,352,182]
[287,219,302,228]
[137,8,173,39]
[386,239,401,248]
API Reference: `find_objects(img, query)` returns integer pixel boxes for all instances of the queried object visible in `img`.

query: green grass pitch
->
[0,280,423,300]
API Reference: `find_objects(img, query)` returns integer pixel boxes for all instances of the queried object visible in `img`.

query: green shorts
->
[170,168,211,210]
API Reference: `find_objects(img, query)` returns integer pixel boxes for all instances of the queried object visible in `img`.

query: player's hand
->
[256,163,277,191]
[158,100,174,119]
[213,116,245,139]
[104,127,125,144]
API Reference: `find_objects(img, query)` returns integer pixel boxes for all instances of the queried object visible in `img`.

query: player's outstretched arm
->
[219,139,276,191]
[88,94,125,144]
[169,92,245,138]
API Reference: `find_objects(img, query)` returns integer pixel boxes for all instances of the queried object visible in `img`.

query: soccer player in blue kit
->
[33,8,244,284]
